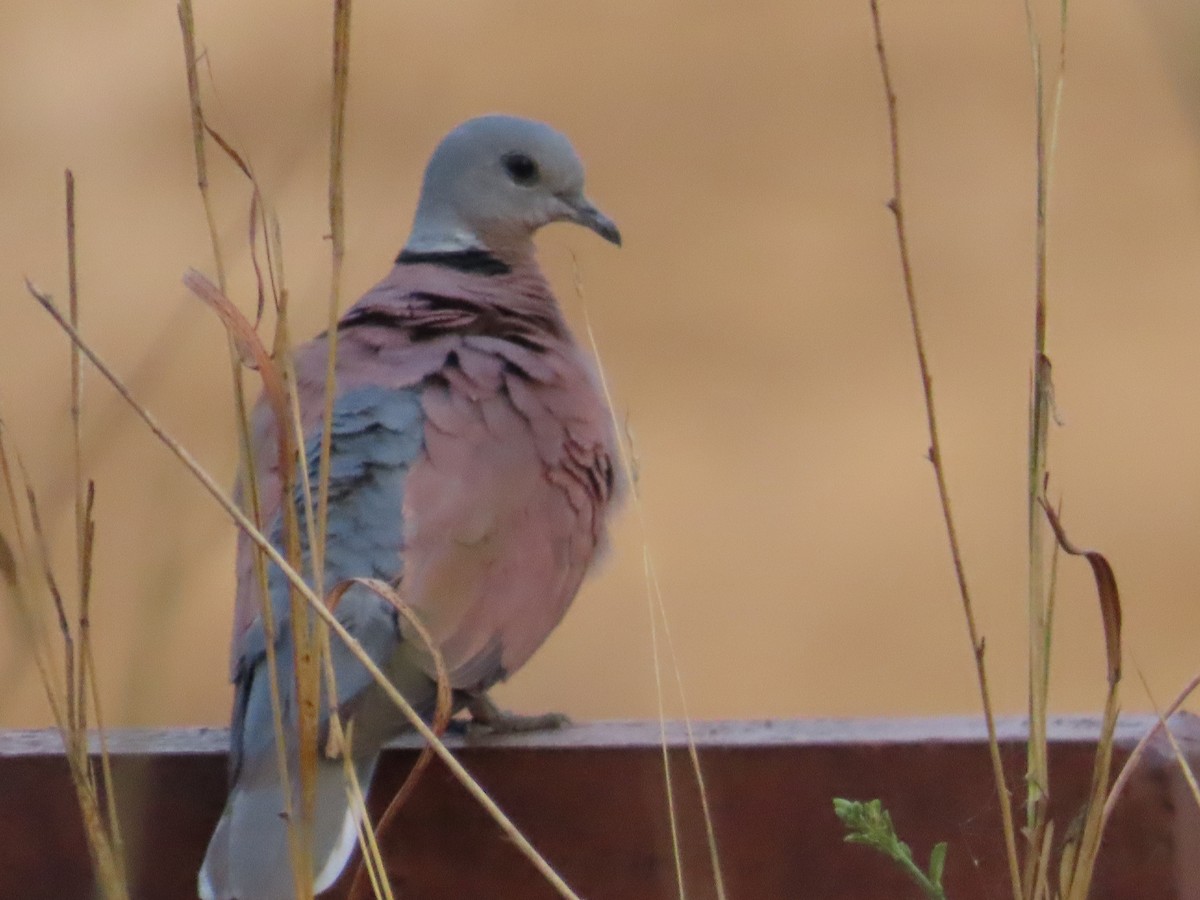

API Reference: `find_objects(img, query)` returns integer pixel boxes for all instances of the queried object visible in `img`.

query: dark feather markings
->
[565,438,611,503]
[502,359,531,381]
[337,291,562,349]
[335,308,410,333]
[395,248,512,276]
[580,458,605,501]
[423,371,451,390]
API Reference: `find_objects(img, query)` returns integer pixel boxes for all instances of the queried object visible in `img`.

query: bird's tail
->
[198,753,376,900]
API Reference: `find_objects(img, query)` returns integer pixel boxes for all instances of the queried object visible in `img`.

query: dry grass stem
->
[1102,668,1200,830]
[866,3,1022,897]
[645,546,687,900]
[291,1,356,868]
[334,578,452,900]
[0,429,59,711]
[1022,0,1069,856]
[175,7,316,888]
[1030,8,1083,894]
[1157,717,1200,813]
[1021,2,1073,893]
[17,268,128,897]
[315,0,353,592]
[573,256,727,900]
[1040,502,1122,899]
[66,171,125,875]
[306,18,355,845]
[0,434,66,728]
[1128,669,1200,817]
[1026,353,1052,852]
[66,170,84,601]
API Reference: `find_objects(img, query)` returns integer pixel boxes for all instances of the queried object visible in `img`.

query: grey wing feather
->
[232,385,426,774]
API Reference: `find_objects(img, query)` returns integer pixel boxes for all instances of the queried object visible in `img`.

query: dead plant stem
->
[64,172,127,883]
[174,4,309,892]
[1102,669,1200,828]
[1022,0,1052,849]
[315,0,352,590]
[573,257,727,899]
[867,3,1022,897]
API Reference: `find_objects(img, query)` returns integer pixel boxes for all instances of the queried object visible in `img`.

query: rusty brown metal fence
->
[1,716,1196,899]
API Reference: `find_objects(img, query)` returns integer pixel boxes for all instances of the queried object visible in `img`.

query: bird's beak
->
[564,195,622,247]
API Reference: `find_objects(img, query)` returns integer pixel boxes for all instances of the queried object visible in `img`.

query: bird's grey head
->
[404,115,621,257]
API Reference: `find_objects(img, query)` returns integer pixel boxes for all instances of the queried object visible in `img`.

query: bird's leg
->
[465,692,571,735]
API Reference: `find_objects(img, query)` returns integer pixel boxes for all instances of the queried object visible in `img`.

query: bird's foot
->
[465,693,571,736]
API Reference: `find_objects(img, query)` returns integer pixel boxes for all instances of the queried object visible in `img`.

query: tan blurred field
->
[1,0,1198,732]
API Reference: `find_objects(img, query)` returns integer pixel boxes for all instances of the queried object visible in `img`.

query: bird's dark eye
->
[503,152,539,186]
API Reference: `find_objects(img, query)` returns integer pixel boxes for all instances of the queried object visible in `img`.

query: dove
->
[198,114,622,899]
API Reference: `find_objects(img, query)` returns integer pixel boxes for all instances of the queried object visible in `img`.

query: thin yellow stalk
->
[573,257,718,899]
[327,577,451,900]
[275,7,352,877]
[647,553,727,900]
[26,479,77,739]
[345,753,392,900]
[259,257,318,891]
[284,1,355,878]
[64,173,124,874]
[1102,667,1200,831]
[1,423,128,897]
[314,0,352,587]
[1026,355,1051,848]
[1022,0,1050,850]
[279,8,354,867]
[82,623,125,885]
[66,169,85,643]
[28,281,582,900]
[866,4,1023,898]
[0,428,64,729]
[1040,501,1121,900]
[273,280,348,897]
[256,212,315,895]
[175,0,268,616]
[1031,820,1053,900]
[318,607,391,900]
[79,480,126,887]
[22,465,127,898]
[1063,684,1119,899]
[1023,7,1070,884]
[1158,719,1200,812]
[175,6,309,891]
[274,316,325,860]
[645,547,688,900]
[65,172,84,747]
[65,165,89,790]
[176,1,222,293]
[1023,357,1052,899]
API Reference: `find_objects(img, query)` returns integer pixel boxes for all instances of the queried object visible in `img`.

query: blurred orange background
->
[1,0,1198,730]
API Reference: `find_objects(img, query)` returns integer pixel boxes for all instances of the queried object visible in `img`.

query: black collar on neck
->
[395,247,511,276]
